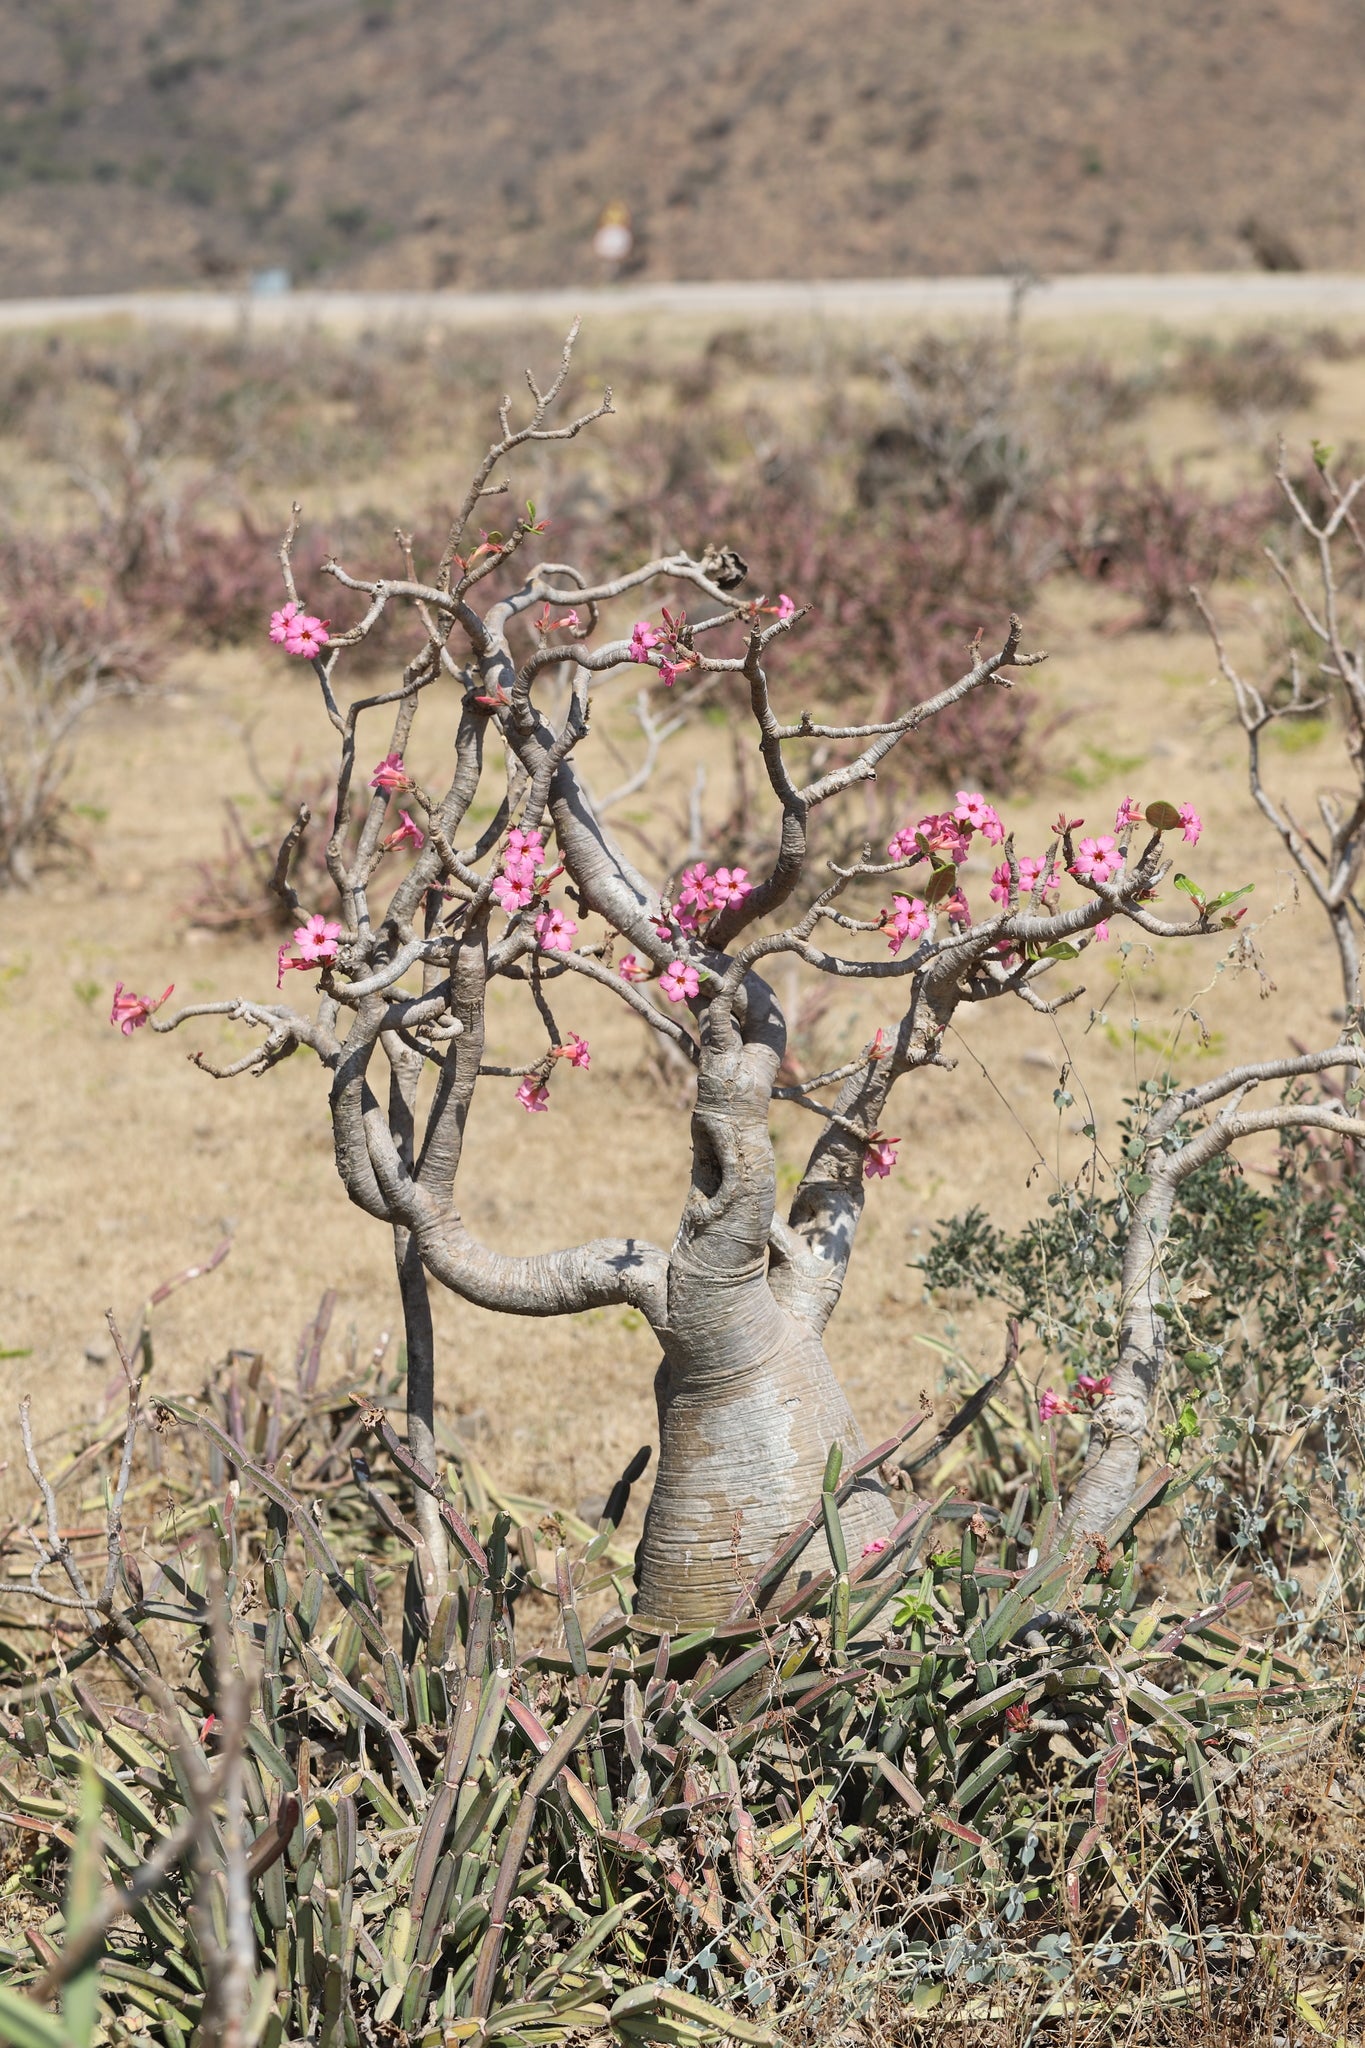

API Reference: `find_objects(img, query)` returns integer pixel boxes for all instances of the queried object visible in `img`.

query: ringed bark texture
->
[635,1281,893,1629]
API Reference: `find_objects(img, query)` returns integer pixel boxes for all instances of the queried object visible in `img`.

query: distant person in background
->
[593,203,634,280]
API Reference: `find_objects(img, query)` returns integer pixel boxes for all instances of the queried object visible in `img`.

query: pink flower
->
[860,1536,889,1557]
[110,982,173,1035]
[1039,1389,1074,1422]
[711,866,752,906]
[268,601,299,644]
[888,811,971,866]
[294,914,342,963]
[498,832,545,898]
[383,810,425,853]
[678,862,715,913]
[1114,796,1144,832]
[1093,920,1110,942]
[659,960,700,1002]
[659,658,690,688]
[650,916,675,944]
[516,1077,550,1113]
[492,872,535,913]
[776,593,797,622]
[535,906,578,953]
[618,953,649,982]
[370,753,409,793]
[1178,803,1202,846]
[1076,1373,1113,1407]
[953,791,1005,844]
[283,612,329,659]
[886,895,929,955]
[277,914,342,985]
[1072,835,1122,885]
[555,1033,591,1069]
[945,886,972,929]
[989,855,1058,907]
[629,621,662,663]
[863,1132,900,1179]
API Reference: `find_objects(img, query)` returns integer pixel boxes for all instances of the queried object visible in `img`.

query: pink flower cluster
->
[887,812,969,866]
[1038,1373,1112,1422]
[278,913,341,986]
[1113,796,1203,845]
[110,983,173,1035]
[675,861,753,929]
[880,794,999,949]
[886,895,930,955]
[988,854,1060,908]
[493,827,547,913]
[628,606,697,689]
[514,1033,592,1115]
[952,790,1005,842]
[887,793,1002,864]
[863,1131,900,1179]
[269,602,329,660]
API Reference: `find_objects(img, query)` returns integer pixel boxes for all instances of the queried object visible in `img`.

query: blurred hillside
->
[3,0,1364,297]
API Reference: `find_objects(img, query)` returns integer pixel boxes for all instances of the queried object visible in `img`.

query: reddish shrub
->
[1052,464,1275,629]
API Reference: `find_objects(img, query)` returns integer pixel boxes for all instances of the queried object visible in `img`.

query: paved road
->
[2,272,1365,334]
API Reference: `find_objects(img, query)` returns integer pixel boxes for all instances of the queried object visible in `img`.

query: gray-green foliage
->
[922,1112,1365,1654]
[0,1329,1352,2046]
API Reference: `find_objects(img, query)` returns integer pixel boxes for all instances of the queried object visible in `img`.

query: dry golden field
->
[4,302,1365,1562]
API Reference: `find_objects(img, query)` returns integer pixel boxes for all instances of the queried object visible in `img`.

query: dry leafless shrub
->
[1172,328,1320,424]
[0,636,136,889]
[1197,445,1365,1017]
[1056,462,1274,630]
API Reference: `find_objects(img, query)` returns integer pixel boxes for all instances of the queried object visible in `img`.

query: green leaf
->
[0,1988,76,2048]
[923,863,960,906]
[1145,801,1182,831]
[1172,874,1207,905]
[609,1983,775,2045]
[61,1760,104,2048]
[891,1591,935,1629]
[1209,883,1253,910]
[1129,1605,1165,1652]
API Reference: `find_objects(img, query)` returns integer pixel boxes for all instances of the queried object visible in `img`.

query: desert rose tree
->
[110,330,1360,1628]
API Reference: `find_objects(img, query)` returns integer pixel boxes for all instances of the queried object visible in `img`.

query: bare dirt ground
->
[4,314,1365,1551]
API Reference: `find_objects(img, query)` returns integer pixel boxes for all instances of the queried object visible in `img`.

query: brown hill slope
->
[2,0,1363,297]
